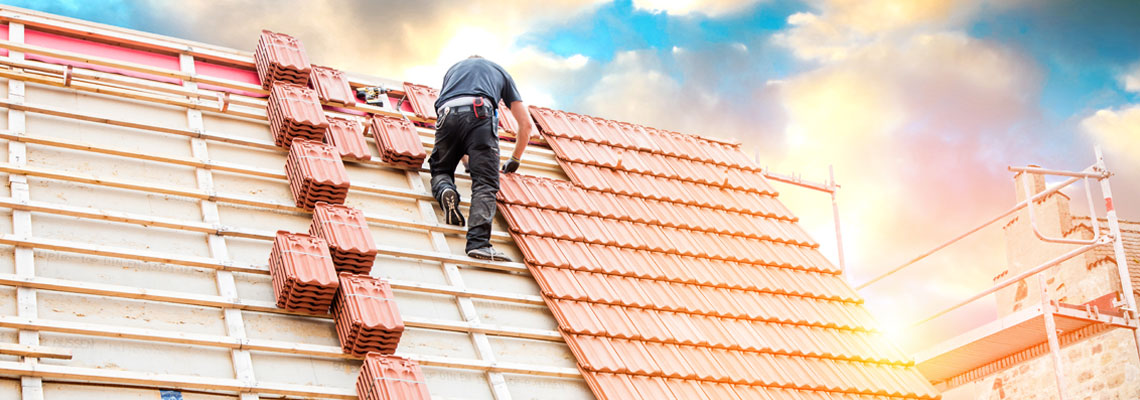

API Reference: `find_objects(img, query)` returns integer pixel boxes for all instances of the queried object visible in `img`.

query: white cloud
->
[1081,105,1140,158]
[774,0,986,62]
[631,0,763,16]
[1121,63,1140,93]
[149,0,606,87]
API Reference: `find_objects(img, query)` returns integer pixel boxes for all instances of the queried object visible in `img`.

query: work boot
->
[437,187,465,226]
[467,246,511,261]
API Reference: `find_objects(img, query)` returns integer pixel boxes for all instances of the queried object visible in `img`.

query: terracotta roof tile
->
[254,30,311,89]
[309,65,354,106]
[269,231,339,314]
[531,265,588,300]
[567,334,625,373]
[623,307,673,342]
[268,82,329,148]
[323,116,371,161]
[357,353,430,400]
[626,375,675,399]
[333,273,403,356]
[588,303,640,339]
[548,298,606,336]
[497,100,519,134]
[583,372,639,400]
[401,82,439,120]
[310,202,377,275]
[499,109,939,399]
[285,139,350,210]
[370,115,427,170]
[512,234,572,269]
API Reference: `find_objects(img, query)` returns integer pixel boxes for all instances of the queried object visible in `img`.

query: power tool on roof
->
[355,86,388,107]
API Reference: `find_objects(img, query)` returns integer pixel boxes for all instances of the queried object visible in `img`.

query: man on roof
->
[430,55,533,261]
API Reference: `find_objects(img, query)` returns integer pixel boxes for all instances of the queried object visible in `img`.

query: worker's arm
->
[502,101,532,173]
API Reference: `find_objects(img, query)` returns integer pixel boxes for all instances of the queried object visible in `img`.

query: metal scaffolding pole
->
[829,165,847,275]
[1039,273,1067,400]
[762,165,846,275]
[1094,146,1140,361]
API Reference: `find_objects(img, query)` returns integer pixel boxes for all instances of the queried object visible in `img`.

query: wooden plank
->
[5,20,45,400]
[0,163,523,272]
[0,342,71,360]
[0,233,267,274]
[0,162,509,242]
[0,272,556,341]
[376,244,528,274]
[0,316,577,378]
[405,169,514,399]
[0,359,359,399]
[0,232,540,307]
[183,54,261,400]
[0,273,558,341]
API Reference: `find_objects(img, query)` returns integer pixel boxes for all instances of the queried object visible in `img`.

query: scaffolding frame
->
[762,165,847,275]
[856,147,1140,399]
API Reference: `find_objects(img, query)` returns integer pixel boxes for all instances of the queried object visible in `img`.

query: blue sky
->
[6,0,1136,124]
[3,0,1138,348]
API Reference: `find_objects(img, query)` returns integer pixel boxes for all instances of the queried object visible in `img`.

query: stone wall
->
[941,328,1139,400]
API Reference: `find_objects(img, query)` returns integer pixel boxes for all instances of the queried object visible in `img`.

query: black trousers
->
[428,107,499,252]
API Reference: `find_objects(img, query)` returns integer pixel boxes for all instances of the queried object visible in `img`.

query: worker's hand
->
[501,156,520,174]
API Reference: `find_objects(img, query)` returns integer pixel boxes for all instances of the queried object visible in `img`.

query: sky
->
[6,0,1139,351]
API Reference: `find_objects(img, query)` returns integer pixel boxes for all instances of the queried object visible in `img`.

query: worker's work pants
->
[428,108,499,252]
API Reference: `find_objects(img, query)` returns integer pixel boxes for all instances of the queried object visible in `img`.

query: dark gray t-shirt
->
[435,58,523,110]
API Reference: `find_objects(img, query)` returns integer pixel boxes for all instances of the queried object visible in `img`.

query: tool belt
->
[438,96,494,120]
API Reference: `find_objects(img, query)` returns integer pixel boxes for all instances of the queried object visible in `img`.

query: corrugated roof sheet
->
[498,110,940,399]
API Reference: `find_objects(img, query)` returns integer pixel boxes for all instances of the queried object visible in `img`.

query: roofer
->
[430,55,533,261]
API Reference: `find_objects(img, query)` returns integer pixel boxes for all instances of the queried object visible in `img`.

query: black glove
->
[501,156,520,173]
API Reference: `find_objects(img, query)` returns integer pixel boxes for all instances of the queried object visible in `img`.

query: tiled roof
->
[498,109,940,399]
[1072,218,1140,295]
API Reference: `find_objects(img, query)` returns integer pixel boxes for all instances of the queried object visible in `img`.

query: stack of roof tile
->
[268,82,329,148]
[401,82,439,120]
[310,202,377,274]
[254,30,311,89]
[497,107,941,400]
[371,115,427,170]
[325,116,371,161]
[285,139,350,210]
[268,231,339,314]
[310,65,355,106]
[356,353,431,400]
[333,273,403,356]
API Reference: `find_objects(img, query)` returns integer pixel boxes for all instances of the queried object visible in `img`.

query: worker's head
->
[468,55,483,59]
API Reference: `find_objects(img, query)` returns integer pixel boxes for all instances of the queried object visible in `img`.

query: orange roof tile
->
[498,108,939,399]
